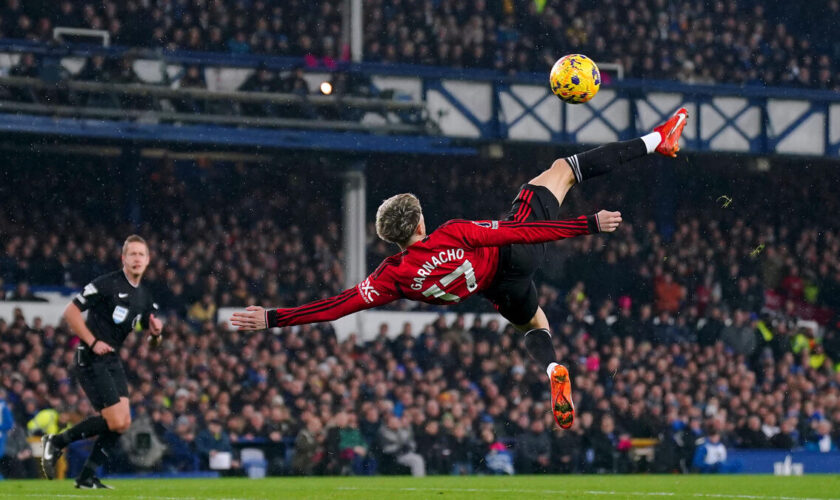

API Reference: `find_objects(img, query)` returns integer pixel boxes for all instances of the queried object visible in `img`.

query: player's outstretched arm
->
[231,281,398,331]
[454,210,622,247]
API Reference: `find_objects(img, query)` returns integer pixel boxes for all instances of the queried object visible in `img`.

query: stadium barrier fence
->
[0,39,837,156]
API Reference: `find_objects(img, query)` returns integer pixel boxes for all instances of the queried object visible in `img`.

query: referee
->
[42,235,162,489]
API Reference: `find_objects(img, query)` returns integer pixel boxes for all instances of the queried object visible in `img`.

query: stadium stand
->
[0,0,837,88]
[1,153,839,476]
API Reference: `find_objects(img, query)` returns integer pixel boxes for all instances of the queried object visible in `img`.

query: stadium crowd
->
[1,153,839,477]
[0,0,838,89]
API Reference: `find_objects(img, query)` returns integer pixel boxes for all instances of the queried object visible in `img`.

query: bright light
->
[320,82,333,95]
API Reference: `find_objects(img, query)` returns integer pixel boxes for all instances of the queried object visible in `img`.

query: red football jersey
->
[265,216,596,327]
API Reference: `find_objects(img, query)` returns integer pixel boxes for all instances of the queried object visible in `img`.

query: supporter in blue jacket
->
[0,389,14,454]
[692,430,741,473]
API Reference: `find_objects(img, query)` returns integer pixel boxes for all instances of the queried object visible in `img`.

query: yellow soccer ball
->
[549,54,601,104]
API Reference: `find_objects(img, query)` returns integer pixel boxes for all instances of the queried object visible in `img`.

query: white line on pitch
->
[3,494,256,500]
[335,486,834,500]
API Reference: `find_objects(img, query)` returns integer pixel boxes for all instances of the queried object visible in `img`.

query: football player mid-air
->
[233,108,688,430]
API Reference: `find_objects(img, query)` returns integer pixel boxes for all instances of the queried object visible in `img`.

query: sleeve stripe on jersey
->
[280,288,355,314]
[278,294,354,323]
[499,220,588,230]
[512,189,534,222]
[449,218,587,229]
[277,291,357,323]
[276,289,356,321]
[444,218,589,235]
[277,288,355,317]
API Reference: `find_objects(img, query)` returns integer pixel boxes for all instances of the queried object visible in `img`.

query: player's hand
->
[230,305,267,331]
[596,210,622,232]
[91,340,114,355]
[148,313,163,336]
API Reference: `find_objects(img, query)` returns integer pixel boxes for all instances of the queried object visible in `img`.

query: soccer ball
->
[549,54,601,104]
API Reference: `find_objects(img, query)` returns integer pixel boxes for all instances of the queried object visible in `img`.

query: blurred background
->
[0,0,839,480]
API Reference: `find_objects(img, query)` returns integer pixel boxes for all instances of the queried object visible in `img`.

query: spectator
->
[654,273,684,313]
[0,424,38,478]
[415,419,451,475]
[7,282,47,302]
[75,55,110,83]
[692,429,741,473]
[770,418,798,450]
[163,416,200,472]
[239,64,281,116]
[0,388,13,452]
[196,419,235,470]
[378,415,425,477]
[326,411,372,475]
[515,418,551,474]
[738,415,770,448]
[9,53,38,78]
[805,421,837,453]
[291,417,325,475]
[449,423,474,475]
[475,428,513,475]
[586,414,619,473]
[174,65,206,113]
[188,295,217,325]
[720,310,758,357]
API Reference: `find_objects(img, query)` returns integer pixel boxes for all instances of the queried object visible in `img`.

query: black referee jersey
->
[72,269,158,348]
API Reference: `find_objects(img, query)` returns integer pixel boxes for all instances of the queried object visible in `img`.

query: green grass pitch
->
[1,475,839,499]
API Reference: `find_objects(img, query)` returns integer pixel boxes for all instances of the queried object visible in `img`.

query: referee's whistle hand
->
[230,305,267,331]
[149,314,163,335]
[93,341,114,355]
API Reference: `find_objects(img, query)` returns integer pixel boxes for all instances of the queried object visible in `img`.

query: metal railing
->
[0,76,432,135]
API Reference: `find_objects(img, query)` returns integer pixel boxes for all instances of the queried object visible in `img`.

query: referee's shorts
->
[482,183,562,326]
[74,344,129,411]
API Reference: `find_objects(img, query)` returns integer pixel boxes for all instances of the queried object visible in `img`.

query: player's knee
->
[105,413,131,433]
[551,158,577,182]
[119,415,132,433]
[104,414,121,432]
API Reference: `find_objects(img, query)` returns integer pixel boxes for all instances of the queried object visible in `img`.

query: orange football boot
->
[550,364,575,429]
[653,107,688,157]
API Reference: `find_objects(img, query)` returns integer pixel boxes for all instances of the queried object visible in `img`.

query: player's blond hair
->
[122,234,148,255]
[375,193,422,246]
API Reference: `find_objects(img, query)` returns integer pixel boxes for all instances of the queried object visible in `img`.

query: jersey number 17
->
[420,260,477,303]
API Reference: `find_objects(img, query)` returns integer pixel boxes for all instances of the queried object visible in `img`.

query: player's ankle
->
[546,362,559,378]
[641,132,662,154]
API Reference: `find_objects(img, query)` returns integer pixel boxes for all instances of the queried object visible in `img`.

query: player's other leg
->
[515,307,575,430]
[528,107,688,206]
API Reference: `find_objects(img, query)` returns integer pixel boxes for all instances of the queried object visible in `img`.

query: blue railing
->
[1,39,838,156]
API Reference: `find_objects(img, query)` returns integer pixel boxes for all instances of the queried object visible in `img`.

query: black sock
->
[566,138,648,183]
[79,430,119,480]
[524,328,556,369]
[53,416,108,449]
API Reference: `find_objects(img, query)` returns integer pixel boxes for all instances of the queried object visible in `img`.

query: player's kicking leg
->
[513,107,688,430]
[528,107,688,207]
